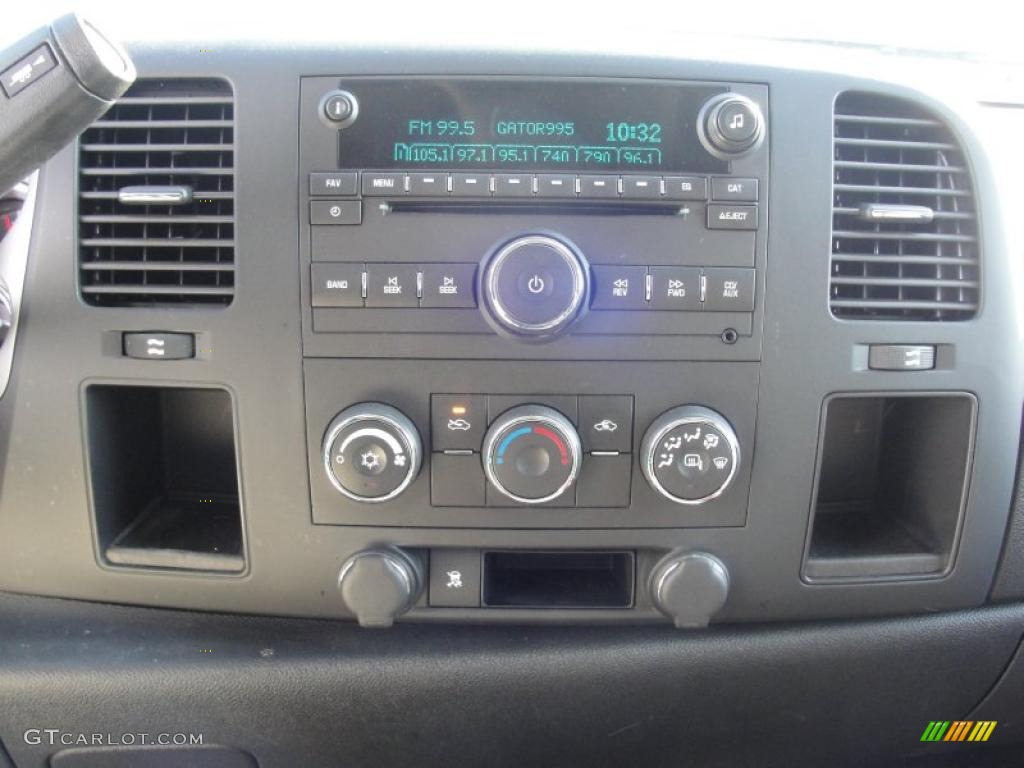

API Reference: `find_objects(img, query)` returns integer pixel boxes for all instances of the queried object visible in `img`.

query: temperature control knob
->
[323,403,422,503]
[483,405,582,504]
[699,93,765,158]
[481,234,590,341]
[641,406,740,505]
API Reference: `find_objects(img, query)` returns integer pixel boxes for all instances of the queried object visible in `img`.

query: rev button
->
[591,265,648,310]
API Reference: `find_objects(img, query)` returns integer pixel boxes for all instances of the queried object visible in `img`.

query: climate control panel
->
[305,359,758,530]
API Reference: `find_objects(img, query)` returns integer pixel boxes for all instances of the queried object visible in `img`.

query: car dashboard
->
[1,27,1024,768]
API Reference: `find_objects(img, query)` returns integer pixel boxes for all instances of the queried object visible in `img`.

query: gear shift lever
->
[0,13,135,194]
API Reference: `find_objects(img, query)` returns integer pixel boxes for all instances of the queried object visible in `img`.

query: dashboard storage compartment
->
[85,385,244,573]
[803,394,975,581]
[483,551,634,608]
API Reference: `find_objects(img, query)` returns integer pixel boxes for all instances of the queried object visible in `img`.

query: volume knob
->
[480,234,590,341]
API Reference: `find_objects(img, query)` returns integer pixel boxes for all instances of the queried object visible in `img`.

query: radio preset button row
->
[311,263,477,309]
[591,265,754,312]
[346,171,757,214]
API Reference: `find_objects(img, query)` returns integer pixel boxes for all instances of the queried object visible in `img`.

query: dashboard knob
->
[322,403,422,503]
[319,89,359,129]
[699,93,765,158]
[483,404,582,504]
[481,234,590,341]
[338,548,424,628]
[650,551,730,628]
[640,405,740,505]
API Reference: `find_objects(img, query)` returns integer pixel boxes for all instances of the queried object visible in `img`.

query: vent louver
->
[78,78,235,307]
[831,91,978,320]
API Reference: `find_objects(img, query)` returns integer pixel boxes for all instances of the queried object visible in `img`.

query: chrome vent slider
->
[116,186,193,206]
[857,203,934,224]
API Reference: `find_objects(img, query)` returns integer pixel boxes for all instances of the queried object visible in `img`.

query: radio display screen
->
[336,79,730,173]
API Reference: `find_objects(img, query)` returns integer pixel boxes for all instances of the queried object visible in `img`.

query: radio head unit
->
[298,76,769,360]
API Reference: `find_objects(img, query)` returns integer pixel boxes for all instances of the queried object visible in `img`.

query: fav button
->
[309,171,358,196]
[365,264,418,308]
[421,263,477,308]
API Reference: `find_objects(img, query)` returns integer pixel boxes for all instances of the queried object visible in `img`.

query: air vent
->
[78,79,235,306]
[831,91,978,320]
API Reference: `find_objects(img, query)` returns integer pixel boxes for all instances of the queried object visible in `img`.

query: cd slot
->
[385,200,688,216]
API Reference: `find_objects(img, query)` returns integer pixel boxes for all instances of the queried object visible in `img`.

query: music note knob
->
[699,94,765,158]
